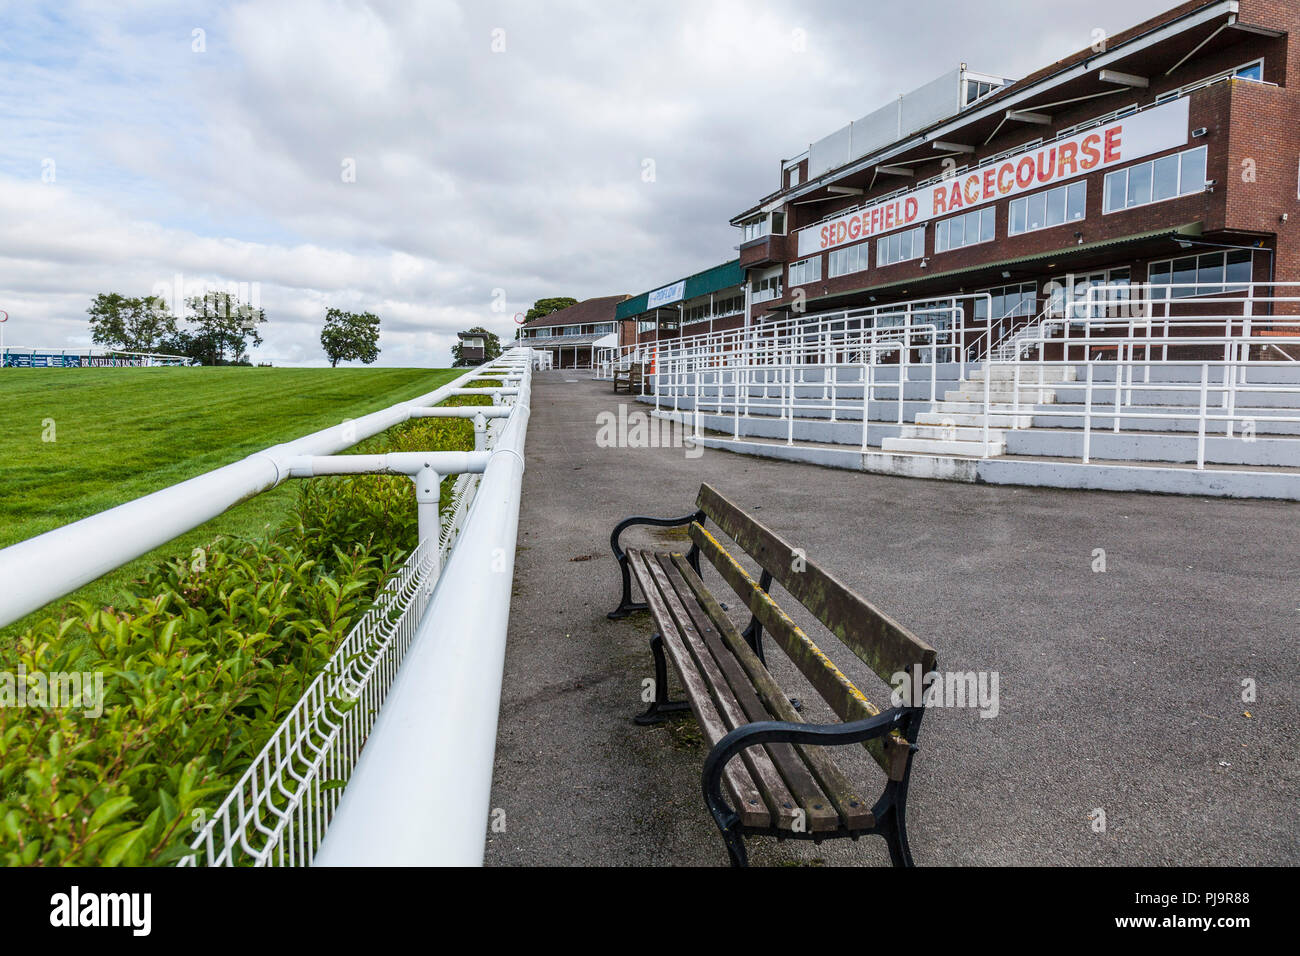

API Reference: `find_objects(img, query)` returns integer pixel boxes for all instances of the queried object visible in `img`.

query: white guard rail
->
[313,363,531,866]
[0,356,524,628]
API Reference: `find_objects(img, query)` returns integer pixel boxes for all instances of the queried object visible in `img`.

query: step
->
[881,436,1007,456]
[945,387,1057,403]
[970,366,1077,383]
[899,424,1007,441]
[916,411,1034,428]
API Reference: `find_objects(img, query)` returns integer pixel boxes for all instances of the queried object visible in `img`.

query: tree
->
[182,291,266,365]
[451,326,501,367]
[86,293,178,353]
[320,309,382,367]
[525,297,577,322]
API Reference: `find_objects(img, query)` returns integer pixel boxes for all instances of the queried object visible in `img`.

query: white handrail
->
[314,364,532,866]
[0,356,526,629]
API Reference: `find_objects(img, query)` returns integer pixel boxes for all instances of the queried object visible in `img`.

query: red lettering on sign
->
[998,163,1015,194]
[949,182,964,210]
[1104,126,1122,163]
[905,196,918,221]
[1016,157,1035,189]
[983,167,996,199]
[848,216,861,240]
[1036,148,1057,184]
[965,175,980,204]
[820,225,830,248]
[1057,141,1079,177]
[1080,134,1102,170]
[933,186,947,215]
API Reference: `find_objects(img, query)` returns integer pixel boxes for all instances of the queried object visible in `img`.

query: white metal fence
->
[0,349,534,866]
[630,286,1300,468]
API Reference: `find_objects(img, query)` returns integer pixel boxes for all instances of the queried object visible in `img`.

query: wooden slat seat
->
[608,484,937,867]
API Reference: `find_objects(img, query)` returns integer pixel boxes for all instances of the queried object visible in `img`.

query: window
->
[788,256,822,286]
[1047,268,1132,319]
[964,79,1000,106]
[742,218,769,242]
[1156,59,1266,103]
[786,166,801,189]
[1009,181,1086,236]
[1149,250,1253,299]
[684,304,709,323]
[828,242,868,278]
[876,226,926,267]
[715,293,744,316]
[973,283,1038,323]
[637,320,656,333]
[1103,146,1207,213]
[934,207,994,254]
[752,273,782,303]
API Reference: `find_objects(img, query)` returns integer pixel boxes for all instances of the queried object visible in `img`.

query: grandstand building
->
[517,295,629,369]
[726,0,1298,343]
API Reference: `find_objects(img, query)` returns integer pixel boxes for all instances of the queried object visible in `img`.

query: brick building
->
[516,295,630,369]
[720,0,1299,349]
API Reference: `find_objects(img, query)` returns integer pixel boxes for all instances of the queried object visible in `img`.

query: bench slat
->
[696,483,938,684]
[654,554,840,833]
[663,554,874,831]
[626,550,770,829]
[640,554,803,831]
[689,523,912,779]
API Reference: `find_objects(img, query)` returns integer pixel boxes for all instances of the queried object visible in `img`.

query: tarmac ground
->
[485,371,1299,866]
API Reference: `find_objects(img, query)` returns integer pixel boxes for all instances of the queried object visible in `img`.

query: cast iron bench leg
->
[634,633,690,725]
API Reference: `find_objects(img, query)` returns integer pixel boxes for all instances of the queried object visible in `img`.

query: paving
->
[485,370,1299,866]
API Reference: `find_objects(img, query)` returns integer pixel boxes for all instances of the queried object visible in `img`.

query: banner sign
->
[796,97,1190,257]
[647,280,686,309]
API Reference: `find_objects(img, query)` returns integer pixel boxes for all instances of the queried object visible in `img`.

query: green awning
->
[617,259,745,320]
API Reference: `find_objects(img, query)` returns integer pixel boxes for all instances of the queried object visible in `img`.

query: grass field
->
[0,366,462,633]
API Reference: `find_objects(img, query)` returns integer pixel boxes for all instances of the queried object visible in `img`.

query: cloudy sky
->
[0,0,1176,367]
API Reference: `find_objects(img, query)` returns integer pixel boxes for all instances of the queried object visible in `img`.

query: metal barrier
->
[0,349,534,867]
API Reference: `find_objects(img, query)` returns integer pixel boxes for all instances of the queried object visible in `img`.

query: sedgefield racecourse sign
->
[796,97,1191,257]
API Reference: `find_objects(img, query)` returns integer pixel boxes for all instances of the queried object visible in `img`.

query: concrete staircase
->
[881,364,1075,457]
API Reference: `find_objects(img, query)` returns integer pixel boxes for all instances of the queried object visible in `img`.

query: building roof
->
[521,295,630,329]
[616,260,745,321]
[732,0,1242,222]
[527,332,610,348]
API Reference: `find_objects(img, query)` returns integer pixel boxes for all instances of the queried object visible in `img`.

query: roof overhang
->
[732,0,1244,223]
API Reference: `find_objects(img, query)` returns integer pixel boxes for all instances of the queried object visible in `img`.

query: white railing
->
[973,285,1300,468]
[637,285,1300,466]
[0,349,534,867]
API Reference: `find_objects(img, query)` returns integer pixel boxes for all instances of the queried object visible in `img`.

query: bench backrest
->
[690,482,936,700]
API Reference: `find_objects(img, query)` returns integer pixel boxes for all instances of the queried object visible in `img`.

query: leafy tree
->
[451,326,501,367]
[182,291,266,366]
[86,293,178,353]
[525,297,577,322]
[320,308,382,367]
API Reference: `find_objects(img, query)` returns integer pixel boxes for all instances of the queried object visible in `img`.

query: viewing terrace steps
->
[641,361,1300,496]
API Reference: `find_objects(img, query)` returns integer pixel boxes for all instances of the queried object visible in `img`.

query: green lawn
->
[0,366,462,634]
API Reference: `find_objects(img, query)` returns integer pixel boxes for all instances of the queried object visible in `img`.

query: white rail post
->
[982,360,992,457]
[1196,363,1209,470]
[1083,361,1094,464]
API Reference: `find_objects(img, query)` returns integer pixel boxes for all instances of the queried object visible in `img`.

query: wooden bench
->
[607,483,937,867]
[612,362,644,393]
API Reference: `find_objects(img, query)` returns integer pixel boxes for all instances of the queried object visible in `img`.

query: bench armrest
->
[608,510,706,564]
[701,709,918,828]
[606,509,707,619]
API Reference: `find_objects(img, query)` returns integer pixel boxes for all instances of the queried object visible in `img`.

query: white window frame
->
[788,256,822,287]
[1147,250,1254,300]
[827,242,868,279]
[933,207,995,254]
[1009,181,1087,237]
[1103,145,1208,215]
[875,226,926,268]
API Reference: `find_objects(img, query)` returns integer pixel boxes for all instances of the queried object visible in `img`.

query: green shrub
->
[0,403,480,865]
